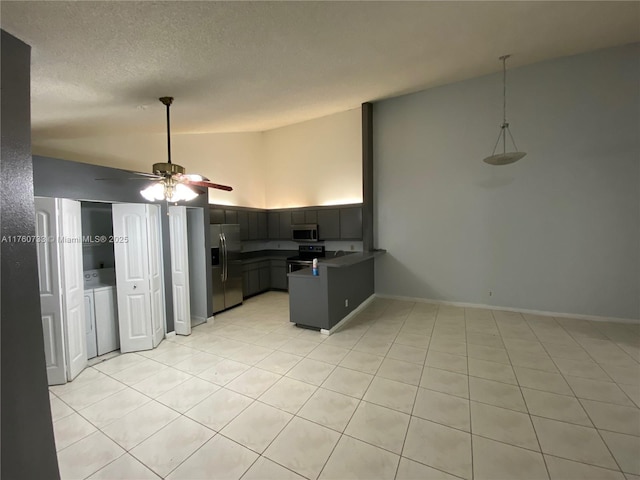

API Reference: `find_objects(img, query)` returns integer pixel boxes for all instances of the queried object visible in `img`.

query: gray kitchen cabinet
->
[279,211,291,240]
[247,212,258,239]
[243,271,250,297]
[210,208,224,224]
[304,210,317,224]
[243,260,271,298]
[270,259,287,290]
[317,209,340,240]
[340,207,363,239]
[225,210,238,224]
[259,266,270,291]
[248,269,260,296]
[291,210,305,225]
[237,211,249,241]
[268,212,279,239]
[257,212,268,239]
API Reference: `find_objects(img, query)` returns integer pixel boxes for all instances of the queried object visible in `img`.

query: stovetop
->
[287,245,325,262]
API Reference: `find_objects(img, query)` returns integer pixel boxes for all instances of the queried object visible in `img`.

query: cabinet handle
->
[133,285,137,289]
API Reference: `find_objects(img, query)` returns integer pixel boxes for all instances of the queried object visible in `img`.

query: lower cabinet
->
[242,259,288,298]
[242,261,271,298]
[270,260,287,290]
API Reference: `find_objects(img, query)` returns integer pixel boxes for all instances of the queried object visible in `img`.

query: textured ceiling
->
[1,1,638,140]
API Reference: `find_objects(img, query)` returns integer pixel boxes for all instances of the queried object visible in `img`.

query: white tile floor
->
[49,292,640,480]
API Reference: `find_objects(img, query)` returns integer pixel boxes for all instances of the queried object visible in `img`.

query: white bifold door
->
[112,203,165,353]
[35,197,86,385]
[168,206,191,335]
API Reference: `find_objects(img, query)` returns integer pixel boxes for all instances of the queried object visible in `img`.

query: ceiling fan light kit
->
[483,54,527,166]
[137,96,233,203]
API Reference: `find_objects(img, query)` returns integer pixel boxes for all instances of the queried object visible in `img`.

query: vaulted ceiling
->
[2,1,638,141]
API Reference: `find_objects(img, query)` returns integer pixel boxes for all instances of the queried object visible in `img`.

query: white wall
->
[374,44,639,320]
[34,108,363,210]
[34,131,266,207]
[263,108,362,209]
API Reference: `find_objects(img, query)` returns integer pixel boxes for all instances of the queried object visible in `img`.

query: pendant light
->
[483,55,526,166]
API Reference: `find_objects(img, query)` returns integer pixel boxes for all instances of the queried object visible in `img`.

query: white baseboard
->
[321,294,377,335]
[374,294,640,325]
[165,331,177,339]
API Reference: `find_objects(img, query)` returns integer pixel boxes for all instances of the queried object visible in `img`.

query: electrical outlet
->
[489,291,493,296]
[350,244,354,250]
[345,299,349,307]
[277,243,280,248]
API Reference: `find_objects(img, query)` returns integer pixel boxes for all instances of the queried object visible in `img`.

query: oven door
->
[287,259,312,274]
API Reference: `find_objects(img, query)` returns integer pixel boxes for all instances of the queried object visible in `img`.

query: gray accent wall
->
[32,155,215,330]
[1,30,60,479]
[374,43,640,320]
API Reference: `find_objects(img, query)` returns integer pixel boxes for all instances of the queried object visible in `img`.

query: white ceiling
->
[1,1,638,141]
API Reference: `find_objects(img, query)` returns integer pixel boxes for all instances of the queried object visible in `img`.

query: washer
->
[84,268,119,359]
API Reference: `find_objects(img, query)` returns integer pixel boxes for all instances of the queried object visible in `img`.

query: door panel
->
[147,204,165,347]
[85,293,97,359]
[34,198,66,385]
[169,206,191,335]
[59,198,87,380]
[125,294,150,338]
[113,204,153,352]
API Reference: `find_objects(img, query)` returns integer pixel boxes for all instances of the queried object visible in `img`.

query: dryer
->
[84,268,119,359]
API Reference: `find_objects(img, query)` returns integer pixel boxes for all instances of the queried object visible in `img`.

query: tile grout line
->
[499,313,552,480]
[51,294,638,479]
[393,301,435,480]
[526,314,627,475]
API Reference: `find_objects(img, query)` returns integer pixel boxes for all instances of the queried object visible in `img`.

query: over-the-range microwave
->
[291,224,318,242]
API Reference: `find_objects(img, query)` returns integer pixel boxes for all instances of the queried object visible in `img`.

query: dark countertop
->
[318,249,386,268]
[287,249,386,276]
[240,250,294,265]
[240,249,382,266]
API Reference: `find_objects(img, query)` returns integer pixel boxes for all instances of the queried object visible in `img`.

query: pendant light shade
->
[483,55,526,166]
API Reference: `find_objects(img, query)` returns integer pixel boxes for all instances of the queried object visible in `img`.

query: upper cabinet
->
[210,208,225,224]
[211,204,362,241]
[267,212,279,239]
[317,209,340,240]
[237,210,249,240]
[340,207,363,239]
[291,210,305,225]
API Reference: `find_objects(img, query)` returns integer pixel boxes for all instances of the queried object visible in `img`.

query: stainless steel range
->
[286,245,325,274]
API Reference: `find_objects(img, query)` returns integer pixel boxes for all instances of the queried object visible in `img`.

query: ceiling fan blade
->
[181,173,210,182]
[95,176,162,181]
[185,179,233,191]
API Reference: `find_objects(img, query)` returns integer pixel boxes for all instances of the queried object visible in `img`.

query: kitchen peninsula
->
[288,250,385,332]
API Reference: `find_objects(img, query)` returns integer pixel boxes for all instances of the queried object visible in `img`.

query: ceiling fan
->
[112,96,232,203]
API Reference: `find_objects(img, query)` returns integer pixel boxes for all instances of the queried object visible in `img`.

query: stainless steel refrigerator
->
[210,224,243,313]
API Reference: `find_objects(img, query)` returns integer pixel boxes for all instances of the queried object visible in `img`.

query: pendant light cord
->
[501,54,509,154]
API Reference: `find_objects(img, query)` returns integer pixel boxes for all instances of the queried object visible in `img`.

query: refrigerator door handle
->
[219,233,225,282]
[222,233,228,282]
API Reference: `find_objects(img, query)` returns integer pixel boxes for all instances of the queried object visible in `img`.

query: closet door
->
[34,197,66,385]
[168,206,191,336]
[147,204,166,347]
[34,197,86,383]
[59,199,87,380]
[113,203,166,352]
[113,203,153,352]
